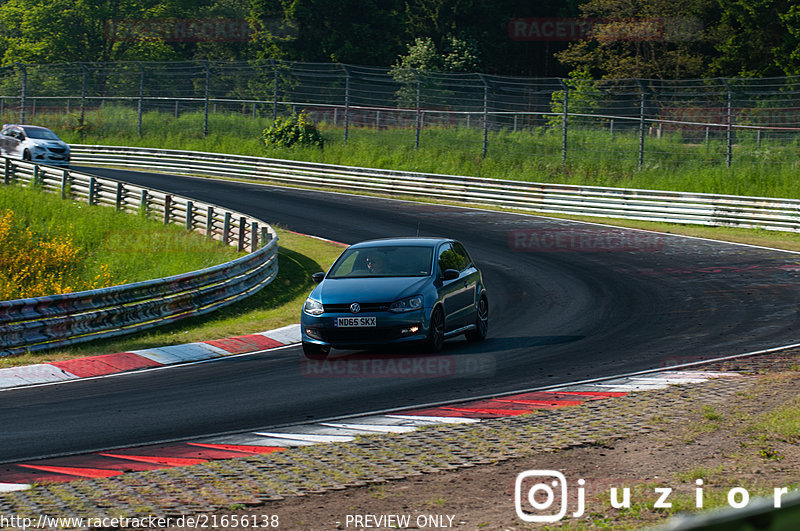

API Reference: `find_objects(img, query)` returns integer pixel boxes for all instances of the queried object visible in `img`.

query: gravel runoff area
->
[0,350,798,530]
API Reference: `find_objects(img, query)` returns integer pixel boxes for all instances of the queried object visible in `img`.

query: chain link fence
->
[2,61,800,169]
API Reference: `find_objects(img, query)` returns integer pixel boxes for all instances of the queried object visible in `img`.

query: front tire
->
[425,306,445,353]
[466,295,488,342]
[302,342,330,360]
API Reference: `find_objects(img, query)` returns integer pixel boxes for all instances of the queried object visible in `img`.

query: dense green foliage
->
[0,0,797,78]
[262,111,324,149]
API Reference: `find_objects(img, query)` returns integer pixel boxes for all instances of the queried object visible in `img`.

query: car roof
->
[2,124,52,132]
[348,237,451,249]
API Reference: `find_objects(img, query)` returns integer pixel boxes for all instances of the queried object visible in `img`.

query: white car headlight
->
[303,297,324,316]
[389,295,423,313]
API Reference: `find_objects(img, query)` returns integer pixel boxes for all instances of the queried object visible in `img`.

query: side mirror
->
[442,269,460,281]
[311,271,325,283]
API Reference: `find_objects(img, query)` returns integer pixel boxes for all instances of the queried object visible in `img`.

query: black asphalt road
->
[2,167,800,463]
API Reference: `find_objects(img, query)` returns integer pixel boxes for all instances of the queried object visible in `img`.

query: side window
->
[451,242,472,270]
[438,243,469,273]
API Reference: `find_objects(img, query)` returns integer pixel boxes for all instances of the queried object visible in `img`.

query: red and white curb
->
[0,324,302,390]
[0,370,738,490]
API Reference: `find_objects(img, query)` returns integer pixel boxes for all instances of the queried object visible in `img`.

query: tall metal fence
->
[2,61,800,168]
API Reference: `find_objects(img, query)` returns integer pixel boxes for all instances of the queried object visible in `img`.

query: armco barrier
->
[659,489,800,530]
[71,144,800,233]
[0,158,278,356]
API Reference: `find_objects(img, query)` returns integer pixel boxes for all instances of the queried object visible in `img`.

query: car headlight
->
[303,297,324,316]
[389,295,423,313]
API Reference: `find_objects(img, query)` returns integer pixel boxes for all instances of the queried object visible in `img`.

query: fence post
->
[480,74,489,158]
[250,221,258,252]
[560,79,569,164]
[341,64,351,145]
[186,200,193,230]
[721,78,733,168]
[115,182,123,211]
[3,159,8,185]
[163,194,172,224]
[206,206,214,239]
[137,63,144,136]
[17,63,26,125]
[637,80,646,170]
[80,63,88,130]
[88,177,96,206]
[238,216,246,252]
[203,61,210,138]
[413,69,422,149]
[32,165,39,187]
[61,169,69,199]
[223,212,231,245]
[139,189,148,216]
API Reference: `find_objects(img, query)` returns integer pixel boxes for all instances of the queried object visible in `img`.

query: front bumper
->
[301,310,429,349]
[31,152,70,166]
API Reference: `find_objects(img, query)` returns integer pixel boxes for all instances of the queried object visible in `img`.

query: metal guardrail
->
[72,144,800,233]
[0,157,278,356]
[657,489,800,530]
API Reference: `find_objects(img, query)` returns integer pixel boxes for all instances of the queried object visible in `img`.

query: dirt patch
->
[161,372,800,530]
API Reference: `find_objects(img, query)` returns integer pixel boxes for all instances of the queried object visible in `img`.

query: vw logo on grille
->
[350,302,361,314]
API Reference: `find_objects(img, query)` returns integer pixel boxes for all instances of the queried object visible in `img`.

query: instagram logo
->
[514,470,585,523]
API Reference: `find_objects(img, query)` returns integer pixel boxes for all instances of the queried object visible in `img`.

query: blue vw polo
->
[301,237,488,359]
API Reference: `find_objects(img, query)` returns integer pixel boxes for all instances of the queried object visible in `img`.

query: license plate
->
[336,316,376,327]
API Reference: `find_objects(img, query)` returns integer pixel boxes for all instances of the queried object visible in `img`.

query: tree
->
[0,0,196,65]
[555,0,717,79]
[389,34,481,107]
[249,0,405,65]
[709,0,800,77]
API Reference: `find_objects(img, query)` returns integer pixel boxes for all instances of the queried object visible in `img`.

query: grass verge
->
[0,228,344,368]
[14,104,800,199]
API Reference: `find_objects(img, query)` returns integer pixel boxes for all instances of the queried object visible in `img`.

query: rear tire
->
[466,295,488,342]
[302,342,330,360]
[425,306,445,353]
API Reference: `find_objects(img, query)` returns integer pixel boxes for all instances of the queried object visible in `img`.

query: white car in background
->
[0,124,70,167]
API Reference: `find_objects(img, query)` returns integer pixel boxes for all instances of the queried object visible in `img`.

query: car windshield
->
[23,128,60,140]
[328,245,434,278]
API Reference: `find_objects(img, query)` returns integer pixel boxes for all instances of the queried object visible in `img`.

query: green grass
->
[0,227,344,367]
[0,183,242,286]
[16,104,800,200]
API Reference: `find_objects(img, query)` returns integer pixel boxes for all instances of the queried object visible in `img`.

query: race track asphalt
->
[2,166,800,463]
